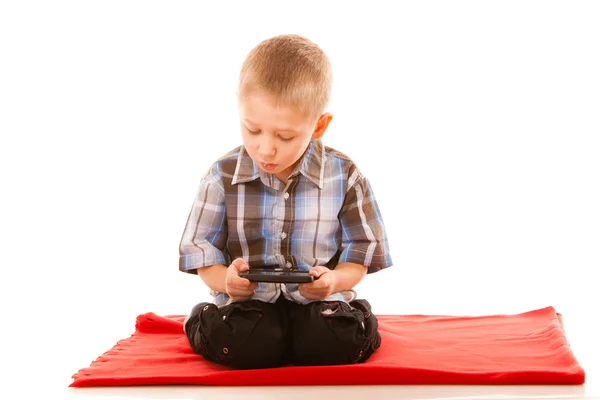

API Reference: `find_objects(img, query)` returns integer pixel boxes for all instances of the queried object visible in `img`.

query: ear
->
[312,113,333,140]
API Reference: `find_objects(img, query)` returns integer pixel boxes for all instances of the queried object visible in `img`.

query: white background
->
[1,1,599,398]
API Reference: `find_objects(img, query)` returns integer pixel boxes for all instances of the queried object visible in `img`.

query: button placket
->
[272,195,284,257]
[279,179,296,269]
[278,187,288,253]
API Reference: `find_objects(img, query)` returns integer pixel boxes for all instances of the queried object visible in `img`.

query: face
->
[239,91,330,182]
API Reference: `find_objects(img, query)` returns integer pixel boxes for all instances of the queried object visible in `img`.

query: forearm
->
[332,262,367,292]
[196,264,228,293]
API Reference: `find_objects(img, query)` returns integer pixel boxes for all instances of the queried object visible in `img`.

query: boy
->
[179,34,392,369]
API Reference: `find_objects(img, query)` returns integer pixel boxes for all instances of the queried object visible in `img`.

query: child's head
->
[237,34,333,182]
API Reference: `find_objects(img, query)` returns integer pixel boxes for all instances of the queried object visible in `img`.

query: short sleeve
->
[338,176,393,273]
[178,174,228,274]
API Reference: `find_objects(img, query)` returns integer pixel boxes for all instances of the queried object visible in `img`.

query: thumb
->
[310,266,329,278]
[231,258,249,273]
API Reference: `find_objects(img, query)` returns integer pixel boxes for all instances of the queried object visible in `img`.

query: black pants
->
[184,295,381,370]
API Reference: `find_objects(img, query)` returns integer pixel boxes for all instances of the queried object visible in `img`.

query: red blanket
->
[70,306,584,387]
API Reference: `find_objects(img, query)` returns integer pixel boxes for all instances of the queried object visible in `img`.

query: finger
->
[229,290,255,299]
[229,276,258,292]
[298,285,311,299]
[308,279,329,291]
[230,294,253,302]
[299,287,320,301]
[298,282,315,291]
[228,285,256,297]
[299,282,322,294]
[229,274,251,287]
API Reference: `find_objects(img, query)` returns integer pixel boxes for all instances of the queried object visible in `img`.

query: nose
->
[257,136,276,159]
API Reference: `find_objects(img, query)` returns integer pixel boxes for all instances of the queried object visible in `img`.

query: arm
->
[337,175,392,273]
[300,174,392,301]
[196,264,228,293]
[179,169,232,291]
[331,261,368,292]
[178,170,257,302]
[179,175,228,274]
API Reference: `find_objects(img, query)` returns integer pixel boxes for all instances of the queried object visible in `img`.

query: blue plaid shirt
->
[179,138,392,306]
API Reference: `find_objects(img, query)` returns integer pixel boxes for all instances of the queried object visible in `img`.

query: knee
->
[185,300,286,369]
[291,300,381,366]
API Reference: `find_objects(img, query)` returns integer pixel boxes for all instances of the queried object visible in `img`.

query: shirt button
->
[286,262,292,268]
[280,232,287,239]
[284,192,289,200]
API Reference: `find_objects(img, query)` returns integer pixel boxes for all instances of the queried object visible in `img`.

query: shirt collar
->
[231,138,325,189]
[231,146,260,185]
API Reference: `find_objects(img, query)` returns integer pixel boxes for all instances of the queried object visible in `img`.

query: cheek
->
[282,143,307,161]
[241,135,257,158]
[241,132,256,148]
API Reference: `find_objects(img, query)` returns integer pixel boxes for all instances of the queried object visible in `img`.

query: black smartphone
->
[239,268,314,283]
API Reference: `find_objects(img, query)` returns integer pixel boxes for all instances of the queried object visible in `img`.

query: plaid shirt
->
[179,138,392,306]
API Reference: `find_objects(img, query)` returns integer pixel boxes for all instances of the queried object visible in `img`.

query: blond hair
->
[239,34,332,120]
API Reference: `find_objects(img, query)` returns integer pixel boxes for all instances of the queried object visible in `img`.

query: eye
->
[279,135,294,142]
[247,128,261,135]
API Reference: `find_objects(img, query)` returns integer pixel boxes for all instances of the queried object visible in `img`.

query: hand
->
[225,258,258,302]
[299,266,337,301]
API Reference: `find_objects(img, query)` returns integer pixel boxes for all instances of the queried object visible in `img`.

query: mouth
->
[260,162,278,171]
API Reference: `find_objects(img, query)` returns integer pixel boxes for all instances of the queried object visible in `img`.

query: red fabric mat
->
[70,306,584,387]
